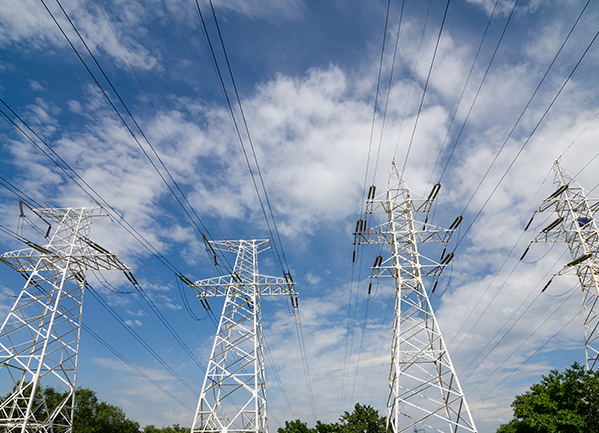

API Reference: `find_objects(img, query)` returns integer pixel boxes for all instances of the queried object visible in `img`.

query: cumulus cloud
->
[2,2,599,430]
[0,0,159,70]
[207,0,305,20]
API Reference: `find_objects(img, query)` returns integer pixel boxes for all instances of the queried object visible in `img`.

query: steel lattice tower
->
[190,239,297,433]
[0,206,129,432]
[527,160,599,371]
[354,162,477,433]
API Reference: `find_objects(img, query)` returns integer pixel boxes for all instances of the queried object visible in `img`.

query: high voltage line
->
[2,0,599,429]
[350,0,599,419]
[2,0,315,425]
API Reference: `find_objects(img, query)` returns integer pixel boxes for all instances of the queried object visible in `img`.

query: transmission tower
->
[0,206,129,432]
[190,239,297,433]
[354,161,477,433]
[525,160,599,371]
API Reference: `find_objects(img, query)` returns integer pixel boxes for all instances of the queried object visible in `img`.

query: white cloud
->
[2,2,599,431]
[0,0,159,70]
[28,79,45,91]
[465,0,543,16]
[207,0,305,20]
[67,100,82,113]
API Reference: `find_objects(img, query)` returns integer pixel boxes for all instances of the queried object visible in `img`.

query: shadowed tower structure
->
[354,162,477,433]
[191,239,297,433]
[0,206,129,432]
[526,160,599,371]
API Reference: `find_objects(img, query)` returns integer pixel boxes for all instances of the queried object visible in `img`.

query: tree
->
[497,363,599,433]
[278,403,387,433]
[144,424,191,433]
[337,403,387,433]
[2,385,140,433]
[277,419,315,433]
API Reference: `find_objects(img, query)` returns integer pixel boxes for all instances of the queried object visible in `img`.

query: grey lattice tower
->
[527,161,599,371]
[0,207,129,432]
[354,162,477,433]
[191,239,297,433]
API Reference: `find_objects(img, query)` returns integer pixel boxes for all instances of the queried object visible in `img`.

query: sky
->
[1,0,599,432]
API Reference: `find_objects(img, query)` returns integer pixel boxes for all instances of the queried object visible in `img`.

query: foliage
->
[2,385,140,433]
[278,403,387,433]
[278,419,315,433]
[72,387,140,433]
[497,362,599,433]
[144,424,191,433]
[337,403,387,433]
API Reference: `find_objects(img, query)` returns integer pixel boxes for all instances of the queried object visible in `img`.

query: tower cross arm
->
[191,274,297,297]
[0,248,129,273]
[354,222,455,245]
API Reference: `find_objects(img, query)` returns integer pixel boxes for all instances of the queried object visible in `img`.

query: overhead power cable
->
[467,287,579,396]
[86,283,202,396]
[192,0,315,420]
[81,323,195,412]
[453,3,599,251]
[361,0,392,215]
[392,0,433,161]
[344,0,395,410]
[425,0,500,190]
[401,0,452,175]
[262,334,297,419]
[470,306,581,408]
[193,0,290,278]
[93,0,229,247]
[462,280,578,383]
[434,0,520,186]
[41,0,233,271]
[371,0,406,189]
[0,97,186,279]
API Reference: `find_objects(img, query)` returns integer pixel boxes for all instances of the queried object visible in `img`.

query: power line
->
[456,248,569,377]
[191,1,315,421]
[361,0,392,213]
[371,0,406,189]
[470,305,581,408]
[92,0,230,249]
[81,323,195,412]
[435,0,520,185]
[0,96,188,278]
[86,282,202,396]
[392,0,434,161]
[42,0,234,271]
[453,5,599,252]
[425,0,500,190]
[401,0,452,175]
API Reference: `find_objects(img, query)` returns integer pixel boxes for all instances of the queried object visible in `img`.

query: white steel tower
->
[525,160,599,371]
[354,162,477,433]
[0,206,129,432]
[190,239,297,433]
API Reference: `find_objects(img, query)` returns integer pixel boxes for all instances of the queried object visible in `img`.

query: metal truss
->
[354,161,477,433]
[190,239,297,433]
[527,161,599,370]
[0,206,129,432]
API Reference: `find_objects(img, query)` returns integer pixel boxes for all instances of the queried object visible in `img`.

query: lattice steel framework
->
[190,239,297,433]
[528,161,599,371]
[354,162,477,433]
[0,207,129,432]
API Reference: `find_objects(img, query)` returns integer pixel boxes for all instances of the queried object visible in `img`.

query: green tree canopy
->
[278,403,387,433]
[2,385,140,433]
[143,424,191,433]
[497,362,599,433]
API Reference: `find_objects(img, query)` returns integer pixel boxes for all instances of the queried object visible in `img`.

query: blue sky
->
[1,0,599,431]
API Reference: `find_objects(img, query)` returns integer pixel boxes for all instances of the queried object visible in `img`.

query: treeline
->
[1,386,189,433]
[277,403,388,433]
